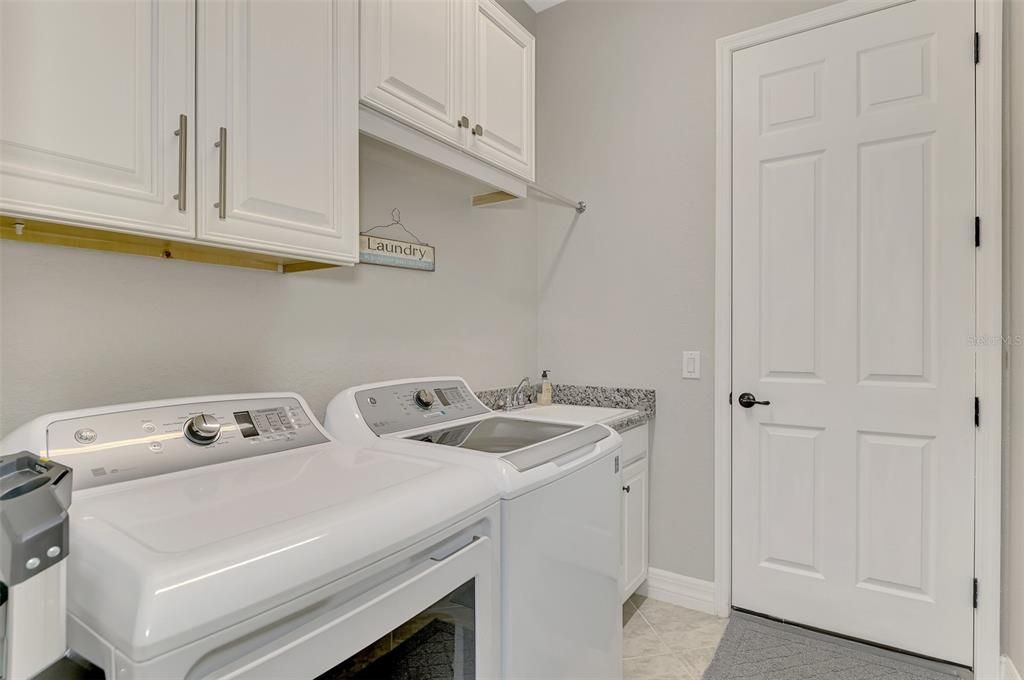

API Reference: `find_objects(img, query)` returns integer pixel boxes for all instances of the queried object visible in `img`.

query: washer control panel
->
[356,380,490,436]
[46,396,328,490]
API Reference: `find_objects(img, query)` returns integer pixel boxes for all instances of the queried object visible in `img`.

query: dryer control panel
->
[355,379,490,436]
[44,396,328,490]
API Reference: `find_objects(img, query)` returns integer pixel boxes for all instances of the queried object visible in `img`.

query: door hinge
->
[975,32,981,64]
[975,397,980,427]
[975,216,981,247]
[973,578,979,608]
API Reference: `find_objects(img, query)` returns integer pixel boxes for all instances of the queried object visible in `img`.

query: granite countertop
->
[605,410,649,433]
[475,383,655,434]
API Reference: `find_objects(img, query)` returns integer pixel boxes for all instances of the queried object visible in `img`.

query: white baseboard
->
[1004,655,1023,680]
[636,568,717,615]
[640,574,1017,676]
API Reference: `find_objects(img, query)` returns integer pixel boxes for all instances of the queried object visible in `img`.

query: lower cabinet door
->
[197,0,359,264]
[622,456,649,601]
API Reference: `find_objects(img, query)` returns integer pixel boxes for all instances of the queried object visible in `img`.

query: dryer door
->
[196,533,499,680]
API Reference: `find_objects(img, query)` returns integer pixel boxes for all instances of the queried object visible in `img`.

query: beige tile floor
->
[623,595,728,680]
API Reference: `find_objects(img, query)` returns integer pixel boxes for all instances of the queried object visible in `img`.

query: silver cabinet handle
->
[472,124,483,136]
[173,114,188,212]
[213,127,227,219]
[458,115,470,128]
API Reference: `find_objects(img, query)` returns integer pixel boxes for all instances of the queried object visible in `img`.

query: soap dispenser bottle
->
[538,370,553,405]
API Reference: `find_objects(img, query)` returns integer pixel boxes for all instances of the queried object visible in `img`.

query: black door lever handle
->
[737,392,771,408]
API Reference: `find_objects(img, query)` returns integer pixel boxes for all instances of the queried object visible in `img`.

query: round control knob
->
[414,389,435,410]
[183,413,222,445]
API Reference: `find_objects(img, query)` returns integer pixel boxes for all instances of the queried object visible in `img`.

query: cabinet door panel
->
[361,0,465,145]
[467,0,534,181]
[0,0,193,237]
[622,458,649,599]
[198,0,358,263]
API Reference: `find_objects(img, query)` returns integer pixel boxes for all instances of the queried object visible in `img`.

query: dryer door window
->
[315,581,477,679]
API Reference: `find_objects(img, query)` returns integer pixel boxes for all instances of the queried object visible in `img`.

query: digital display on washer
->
[233,411,260,438]
[435,387,462,406]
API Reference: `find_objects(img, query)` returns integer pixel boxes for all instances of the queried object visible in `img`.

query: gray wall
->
[498,0,536,33]
[1004,0,1024,667]
[0,136,537,433]
[533,0,839,581]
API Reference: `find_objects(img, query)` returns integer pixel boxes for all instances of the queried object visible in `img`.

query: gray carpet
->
[703,613,971,680]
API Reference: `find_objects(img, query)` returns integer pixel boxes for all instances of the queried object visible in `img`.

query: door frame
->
[713,0,1004,676]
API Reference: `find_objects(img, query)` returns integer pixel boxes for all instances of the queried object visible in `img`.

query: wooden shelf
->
[471,190,519,207]
[0,216,340,274]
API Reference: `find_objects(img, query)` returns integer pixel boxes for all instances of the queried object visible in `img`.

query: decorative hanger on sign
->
[359,209,435,272]
[361,208,429,245]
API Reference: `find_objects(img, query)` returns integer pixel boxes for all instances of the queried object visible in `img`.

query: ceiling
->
[524,0,567,12]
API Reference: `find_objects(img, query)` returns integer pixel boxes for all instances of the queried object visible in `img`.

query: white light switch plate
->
[683,351,701,379]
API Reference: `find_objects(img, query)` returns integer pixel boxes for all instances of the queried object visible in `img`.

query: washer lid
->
[68,441,497,662]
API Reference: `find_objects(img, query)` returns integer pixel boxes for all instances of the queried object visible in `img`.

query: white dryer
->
[1,393,501,679]
[324,378,624,680]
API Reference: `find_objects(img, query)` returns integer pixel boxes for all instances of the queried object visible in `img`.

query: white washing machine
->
[324,378,624,680]
[1,393,501,679]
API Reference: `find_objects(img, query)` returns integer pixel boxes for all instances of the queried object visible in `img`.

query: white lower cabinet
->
[620,423,650,601]
[622,454,650,601]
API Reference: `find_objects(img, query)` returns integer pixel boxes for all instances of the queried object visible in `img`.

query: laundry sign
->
[359,209,435,272]
[359,234,435,271]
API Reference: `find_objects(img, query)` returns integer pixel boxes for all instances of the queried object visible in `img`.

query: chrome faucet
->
[503,377,533,411]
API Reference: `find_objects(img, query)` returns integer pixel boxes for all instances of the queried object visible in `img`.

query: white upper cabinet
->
[466,0,535,181]
[360,0,467,146]
[0,0,195,238]
[198,0,359,264]
[359,0,535,183]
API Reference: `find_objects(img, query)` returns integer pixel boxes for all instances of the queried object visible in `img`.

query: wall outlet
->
[683,351,701,379]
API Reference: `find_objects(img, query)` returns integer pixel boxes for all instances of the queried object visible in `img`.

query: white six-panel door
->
[731,0,976,664]
[198,0,359,264]
[360,0,468,146]
[0,0,194,238]
[466,0,535,181]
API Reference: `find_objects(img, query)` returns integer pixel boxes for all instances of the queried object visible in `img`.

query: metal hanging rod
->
[528,183,586,214]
